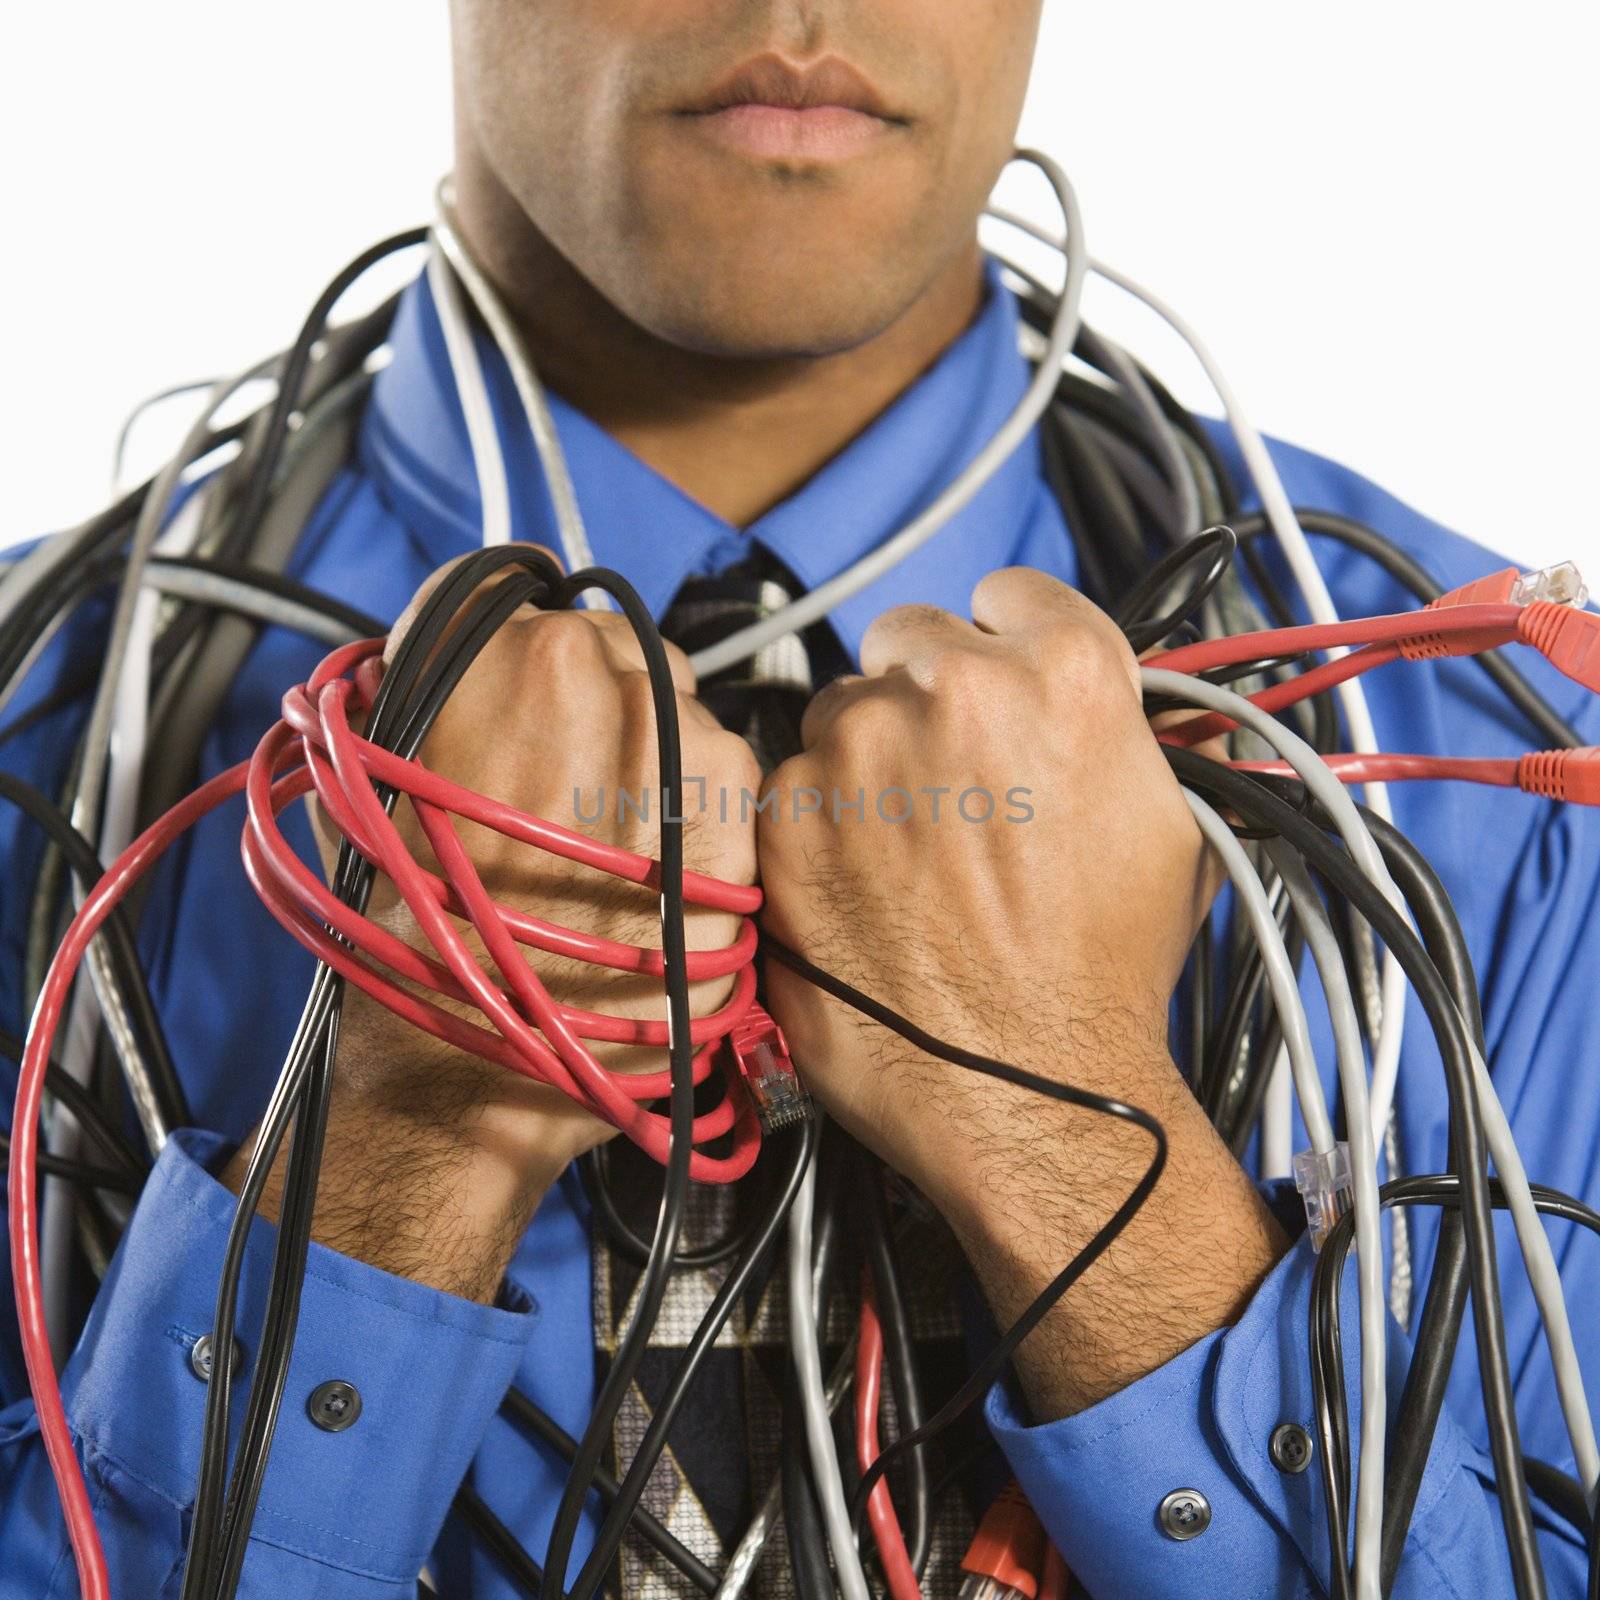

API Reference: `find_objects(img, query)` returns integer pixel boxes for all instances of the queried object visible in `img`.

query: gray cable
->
[70,358,280,851]
[1266,841,1388,1595]
[1144,665,1600,1506]
[431,182,603,595]
[714,1346,856,1600]
[787,1157,869,1600]
[111,377,224,496]
[141,564,362,647]
[688,147,1087,678]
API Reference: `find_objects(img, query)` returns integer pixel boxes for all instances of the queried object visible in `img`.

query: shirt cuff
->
[984,1227,1485,1599]
[60,1128,538,1586]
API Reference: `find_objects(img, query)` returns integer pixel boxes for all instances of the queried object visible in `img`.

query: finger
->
[674,688,724,732]
[970,566,1140,696]
[857,602,983,683]
[384,542,565,667]
[587,613,698,696]
[798,672,867,749]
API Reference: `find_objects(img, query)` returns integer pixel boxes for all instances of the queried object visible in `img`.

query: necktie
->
[590,553,976,1599]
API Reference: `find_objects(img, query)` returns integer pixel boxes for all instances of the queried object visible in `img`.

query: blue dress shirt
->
[2,253,1597,1598]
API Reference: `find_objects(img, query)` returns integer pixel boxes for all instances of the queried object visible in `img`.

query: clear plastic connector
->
[1512,561,1589,609]
[1294,1142,1353,1251]
[958,1578,1031,1600]
[729,1008,811,1133]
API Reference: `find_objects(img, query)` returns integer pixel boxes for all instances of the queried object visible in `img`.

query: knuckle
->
[521,610,607,676]
[824,687,899,754]
[1044,619,1130,693]
[920,647,1007,715]
[864,602,952,649]
[971,565,1029,610]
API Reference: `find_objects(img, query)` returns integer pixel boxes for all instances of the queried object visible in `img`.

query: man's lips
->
[674,50,906,161]
[682,102,896,161]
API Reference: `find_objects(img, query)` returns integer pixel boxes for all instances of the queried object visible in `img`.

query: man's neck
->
[448,160,986,530]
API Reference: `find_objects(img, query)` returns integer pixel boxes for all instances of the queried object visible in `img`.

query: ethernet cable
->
[788,1156,871,1600]
[430,180,607,603]
[992,202,1409,1202]
[1149,665,1600,1510]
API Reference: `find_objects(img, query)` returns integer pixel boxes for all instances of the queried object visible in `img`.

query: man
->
[2,2,1596,1596]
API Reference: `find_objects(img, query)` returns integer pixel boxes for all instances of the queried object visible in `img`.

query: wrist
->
[920,1057,1287,1419]
[223,1063,607,1305]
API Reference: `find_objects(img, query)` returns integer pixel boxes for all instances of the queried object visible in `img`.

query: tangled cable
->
[10,553,769,1600]
[244,632,764,1181]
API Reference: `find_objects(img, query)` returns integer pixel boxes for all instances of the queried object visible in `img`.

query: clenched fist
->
[756,568,1285,1416]
[228,549,761,1302]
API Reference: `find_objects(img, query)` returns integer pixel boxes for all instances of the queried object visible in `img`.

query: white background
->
[3,2,1595,570]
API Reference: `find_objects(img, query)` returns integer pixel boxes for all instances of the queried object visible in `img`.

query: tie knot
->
[660,553,834,770]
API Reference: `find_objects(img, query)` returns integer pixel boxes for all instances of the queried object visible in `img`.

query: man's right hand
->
[225,550,762,1303]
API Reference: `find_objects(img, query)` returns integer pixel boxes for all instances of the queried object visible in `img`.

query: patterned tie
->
[590,552,977,1599]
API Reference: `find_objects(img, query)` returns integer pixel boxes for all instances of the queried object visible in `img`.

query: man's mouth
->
[676,51,908,161]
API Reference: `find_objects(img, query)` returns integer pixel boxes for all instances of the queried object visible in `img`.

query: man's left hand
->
[757,568,1286,1417]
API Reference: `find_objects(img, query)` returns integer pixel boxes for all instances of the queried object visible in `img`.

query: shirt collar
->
[361,253,1048,663]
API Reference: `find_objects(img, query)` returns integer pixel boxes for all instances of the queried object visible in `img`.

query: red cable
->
[857,1268,923,1600]
[11,762,248,1600]
[1147,601,1521,676]
[10,636,770,1598]
[1231,752,1520,787]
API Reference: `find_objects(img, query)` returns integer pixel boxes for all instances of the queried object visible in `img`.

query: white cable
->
[141,563,364,646]
[1259,1042,1293,1181]
[991,202,1409,1146]
[1182,793,1332,1155]
[716,1348,856,1600]
[1145,666,1600,1500]
[1267,842,1388,1600]
[686,147,1088,679]
[431,180,608,602]
[426,244,512,547]
[787,1157,870,1600]
[41,487,209,1356]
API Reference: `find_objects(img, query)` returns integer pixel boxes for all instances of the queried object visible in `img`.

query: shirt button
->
[1270,1421,1315,1474]
[307,1379,363,1433]
[1158,1488,1212,1541]
[189,1334,242,1383]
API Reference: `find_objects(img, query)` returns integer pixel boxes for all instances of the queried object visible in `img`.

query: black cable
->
[1522,1457,1592,1539]
[757,937,1167,1538]
[0,772,188,1134]
[1116,525,1239,654]
[1357,808,1485,1595]
[184,551,567,1597]
[0,1026,149,1181]
[455,1482,545,1596]
[215,235,425,583]
[1037,406,1116,609]
[1229,507,1584,750]
[855,1147,933,1578]
[580,1139,768,1271]
[500,1388,718,1595]
[565,1117,817,1600]
[782,1358,837,1600]
[1167,750,1545,1600]
[213,562,579,1597]
[194,544,711,1600]
[1314,1176,1600,1599]
[0,1128,142,1195]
